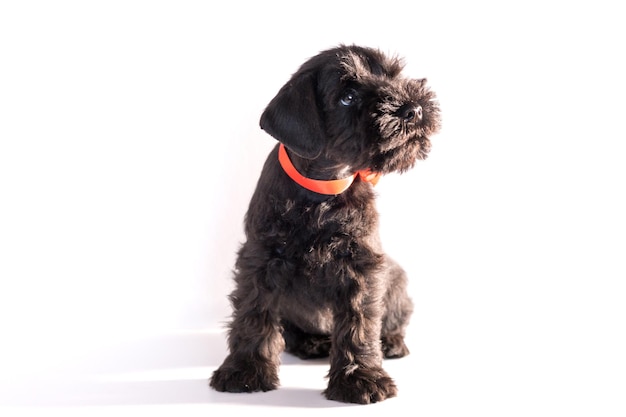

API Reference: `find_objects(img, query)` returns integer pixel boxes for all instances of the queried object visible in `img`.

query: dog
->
[210,44,441,404]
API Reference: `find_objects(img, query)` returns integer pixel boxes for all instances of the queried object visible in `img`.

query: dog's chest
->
[264,194,383,321]
[273,194,380,273]
[285,194,367,234]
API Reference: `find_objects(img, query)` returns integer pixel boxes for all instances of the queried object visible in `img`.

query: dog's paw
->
[324,367,397,404]
[381,334,410,359]
[210,360,278,393]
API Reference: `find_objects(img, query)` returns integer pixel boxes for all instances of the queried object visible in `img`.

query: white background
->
[1,1,625,415]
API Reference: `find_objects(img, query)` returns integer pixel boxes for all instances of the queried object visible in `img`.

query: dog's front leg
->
[324,280,398,404]
[210,255,284,393]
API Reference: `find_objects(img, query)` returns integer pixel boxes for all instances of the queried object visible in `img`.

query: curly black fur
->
[210,45,441,404]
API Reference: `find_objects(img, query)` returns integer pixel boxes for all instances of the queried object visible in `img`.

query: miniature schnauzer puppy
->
[210,44,441,404]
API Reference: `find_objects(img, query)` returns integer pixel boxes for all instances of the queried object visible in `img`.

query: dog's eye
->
[340,89,358,106]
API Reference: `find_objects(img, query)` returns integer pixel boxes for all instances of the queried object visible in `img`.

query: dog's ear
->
[260,72,325,159]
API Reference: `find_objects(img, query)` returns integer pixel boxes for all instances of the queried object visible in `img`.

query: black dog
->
[210,45,441,404]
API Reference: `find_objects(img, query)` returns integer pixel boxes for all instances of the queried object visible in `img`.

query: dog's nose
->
[400,105,423,123]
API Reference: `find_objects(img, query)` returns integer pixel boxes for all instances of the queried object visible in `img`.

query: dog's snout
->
[399,105,423,123]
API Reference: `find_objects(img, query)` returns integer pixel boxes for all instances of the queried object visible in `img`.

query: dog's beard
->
[369,135,431,174]
[332,114,436,174]
[375,113,432,152]
[370,107,439,173]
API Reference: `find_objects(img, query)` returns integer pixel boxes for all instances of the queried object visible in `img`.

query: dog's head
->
[260,45,441,174]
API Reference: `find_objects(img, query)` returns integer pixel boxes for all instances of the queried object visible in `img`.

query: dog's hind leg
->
[282,320,331,359]
[380,257,413,359]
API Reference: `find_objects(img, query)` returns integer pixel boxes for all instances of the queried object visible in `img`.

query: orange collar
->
[278,144,380,195]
